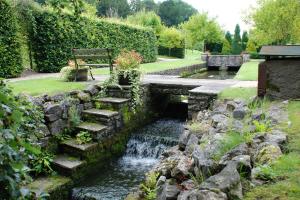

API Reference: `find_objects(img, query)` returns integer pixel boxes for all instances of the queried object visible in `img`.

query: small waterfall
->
[71,119,185,200]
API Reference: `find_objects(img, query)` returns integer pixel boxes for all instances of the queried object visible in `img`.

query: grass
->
[234,60,262,81]
[92,50,203,75]
[218,87,257,101]
[7,78,87,96]
[244,101,300,200]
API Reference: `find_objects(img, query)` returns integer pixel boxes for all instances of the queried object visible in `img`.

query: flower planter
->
[118,74,131,85]
[74,68,88,82]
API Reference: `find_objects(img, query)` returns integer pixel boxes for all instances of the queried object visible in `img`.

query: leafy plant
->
[76,131,92,145]
[54,132,71,142]
[68,105,81,128]
[190,171,205,186]
[253,120,271,132]
[141,172,159,200]
[30,152,54,176]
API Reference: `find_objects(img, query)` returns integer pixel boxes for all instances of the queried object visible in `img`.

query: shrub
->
[0,0,23,78]
[31,8,157,72]
[76,131,92,144]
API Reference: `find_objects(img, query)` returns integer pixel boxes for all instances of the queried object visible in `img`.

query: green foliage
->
[76,131,92,145]
[158,0,197,26]
[141,171,159,200]
[158,46,185,58]
[253,120,271,132]
[190,171,205,185]
[54,132,71,142]
[159,27,185,57]
[221,39,232,55]
[126,11,163,35]
[241,31,249,51]
[249,0,300,45]
[68,105,81,128]
[30,151,54,176]
[0,80,46,198]
[232,24,242,55]
[0,0,23,78]
[181,13,223,51]
[96,0,130,18]
[30,7,157,72]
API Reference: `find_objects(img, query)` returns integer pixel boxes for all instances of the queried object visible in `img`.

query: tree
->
[126,11,163,34]
[248,0,300,45]
[143,0,158,13]
[130,0,144,13]
[232,24,242,54]
[246,40,257,52]
[158,0,197,26]
[159,27,184,55]
[241,31,249,51]
[181,13,223,51]
[225,31,232,45]
[222,39,232,55]
[96,0,130,18]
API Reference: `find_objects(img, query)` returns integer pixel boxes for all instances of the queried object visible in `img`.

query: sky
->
[158,0,258,33]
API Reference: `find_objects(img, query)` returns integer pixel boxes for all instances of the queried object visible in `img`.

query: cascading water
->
[71,119,185,200]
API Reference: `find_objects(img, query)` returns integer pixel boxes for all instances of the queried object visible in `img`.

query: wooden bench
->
[72,48,114,81]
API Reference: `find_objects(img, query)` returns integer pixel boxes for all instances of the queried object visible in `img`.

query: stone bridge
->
[201,53,250,69]
[143,76,239,119]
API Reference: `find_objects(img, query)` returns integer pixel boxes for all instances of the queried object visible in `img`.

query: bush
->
[31,9,157,72]
[250,51,261,59]
[0,0,23,78]
[158,46,185,58]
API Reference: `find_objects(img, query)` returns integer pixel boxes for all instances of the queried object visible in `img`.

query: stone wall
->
[148,63,205,76]
[201,53,250,68]
[263,58,300,99]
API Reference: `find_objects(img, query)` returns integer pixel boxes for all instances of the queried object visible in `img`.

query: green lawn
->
[92,50,203,75]
[234,60,262,81]
[218,87,257,101]
[8,78,87,96]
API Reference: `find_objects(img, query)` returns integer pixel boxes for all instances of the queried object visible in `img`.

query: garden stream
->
[71,119,185,200]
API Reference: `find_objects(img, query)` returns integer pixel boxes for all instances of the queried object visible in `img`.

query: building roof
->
[259,45,300,56]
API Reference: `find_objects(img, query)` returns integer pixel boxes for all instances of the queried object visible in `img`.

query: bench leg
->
[89,67,95,80]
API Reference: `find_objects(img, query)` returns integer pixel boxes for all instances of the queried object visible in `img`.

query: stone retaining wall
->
[148,63,205,76]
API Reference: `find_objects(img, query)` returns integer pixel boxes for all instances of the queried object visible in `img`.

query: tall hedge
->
[32,10,157,72]
[158,46,185,58]
[0,0,23,78]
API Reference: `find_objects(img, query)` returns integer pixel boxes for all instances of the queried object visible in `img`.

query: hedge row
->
[158,46,185,58]
[0,0,23,78]
[31,10,157,72]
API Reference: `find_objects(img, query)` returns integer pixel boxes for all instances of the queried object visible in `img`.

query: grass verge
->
[234,60,261,81]
[218,87,257,101]
[7,78,87,96]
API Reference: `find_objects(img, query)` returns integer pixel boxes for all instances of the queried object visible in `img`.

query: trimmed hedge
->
[0,0,23,78]
[158,46,185,58]
[32,10,157,72]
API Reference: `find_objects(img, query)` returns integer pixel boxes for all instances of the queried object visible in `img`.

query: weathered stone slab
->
[83,109,119,118]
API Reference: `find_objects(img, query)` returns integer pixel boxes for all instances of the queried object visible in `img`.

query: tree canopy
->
[249,0,300,45]
[181,13,223,50]
[158,0,198,26]
[96,0,131,18]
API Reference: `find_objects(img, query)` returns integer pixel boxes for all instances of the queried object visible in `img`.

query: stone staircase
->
[52,97,129,177]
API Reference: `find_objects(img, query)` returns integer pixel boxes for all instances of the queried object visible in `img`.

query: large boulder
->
[219,143,250,166]
[211,114,229,132]
[184,134,199,155]
[171,156,193,180]
[265,130,287,151]
[156,179,180,200]
[177,189,227,200]
[47,119,66,135]
[200,162,243,200]
[254,142,282,165]
[179,130,191,151]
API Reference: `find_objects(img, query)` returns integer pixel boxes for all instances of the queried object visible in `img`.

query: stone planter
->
[118,70,140,86]
[75,68,88,82]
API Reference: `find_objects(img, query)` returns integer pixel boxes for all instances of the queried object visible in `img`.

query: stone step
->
[83,108,119,118]
[76,122,108,140]
[52,155,86,176]
[61,139,98,159]
[94,97,129,110]
[82,109,121,130]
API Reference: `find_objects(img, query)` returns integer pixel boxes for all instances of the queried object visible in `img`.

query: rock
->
[252,109,265,121]
[44,103,63,116]
[226,100,238,112]
[177,189,228,200]
[233,107,247,120]
[180,179,196,190]
[184,134,199,155]
[192,146,219,178]
[45,114,60,122]
[171,156,193,180]
[77,92,91,102]
[254,142,282,165]
[200,162,243,200]
[84,85,99,96]
[231,155,252,178]
[50,93,65,102]
[231,120,244,133]
[162,146,181,158]
[156,179,180,200]
[84,102,93,110]
[219,143,249,166]
[179,130,191,150]
[250,167,268,186]
[211,114,229,132]
[156,176,167,188]
[196,110,211,122]
[47,119,66,135]
[265,130,287,151]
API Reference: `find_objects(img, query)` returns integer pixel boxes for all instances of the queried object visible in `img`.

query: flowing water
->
[188,69,237,80]
[71,119,185,200]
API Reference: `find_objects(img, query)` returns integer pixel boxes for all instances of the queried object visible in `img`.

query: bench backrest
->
[72,48,113,60]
